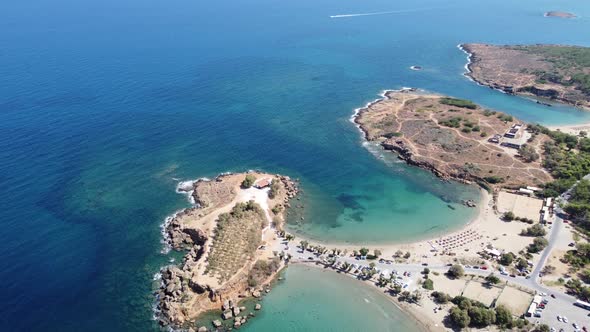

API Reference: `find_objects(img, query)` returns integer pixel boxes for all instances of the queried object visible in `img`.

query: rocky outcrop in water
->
[165,210,208,250]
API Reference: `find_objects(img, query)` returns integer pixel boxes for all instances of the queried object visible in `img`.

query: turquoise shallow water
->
[241,265,422,332]
[2,0,590,330]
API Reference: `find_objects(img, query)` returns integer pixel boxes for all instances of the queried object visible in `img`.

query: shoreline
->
[293,261,436,332]
[548,122,590,136]
[287,187,489,261]
[458,43,590,111]
[457,44,509,95]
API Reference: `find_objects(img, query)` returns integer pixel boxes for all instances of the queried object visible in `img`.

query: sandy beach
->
[292,189,534,267]
[548,122,590,136]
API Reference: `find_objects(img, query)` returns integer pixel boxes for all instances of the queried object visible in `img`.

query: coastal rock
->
[222,310,233,320]
[222,300,230,311]
[252,290,261,298]
[232,306,241,316]
[255,303,261,310]
[198,327,208,332]
[213,320,222,328]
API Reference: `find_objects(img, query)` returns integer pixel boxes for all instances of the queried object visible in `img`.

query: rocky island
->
[461,43,590,110]
[544,11,576,18]
[354,90,552,188]
[157,172,298,330]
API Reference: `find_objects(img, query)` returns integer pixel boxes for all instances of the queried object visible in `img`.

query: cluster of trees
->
[439,97,477,109]
[396,289,422,304]
[562,242,590,301]
[431,291,452,304]
[527,237,549,253]
[526,124,590,234]
[421,268,434,290]
[528,123,590,198]
[520,224,547,237]
[501,211,515,221]
[564,180,590,232]
[563,242,590,268]
[393,250,411,259]
[499,252,515,266]
[354,247,382,259]
[483,175,504,184]
[461,120,481,133]
[247,257,281,287]
[241,174,256,188]
[484,273,500,285]
[501,211,535,224]
[446,296,522,329]
[520,45,590,94]
[565,278,590,301]
[268,179,281,199]
[519,144,540,162]
[446,265,464,279]
[497,113,514,122]
[439,116,463,128]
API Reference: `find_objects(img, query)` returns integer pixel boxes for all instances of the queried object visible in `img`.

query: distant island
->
[157,172,298,330]
[354,90,552,189]
[461,43,590,110]
[544,11,576,18]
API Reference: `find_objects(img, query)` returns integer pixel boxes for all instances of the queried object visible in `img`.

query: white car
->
[563,316,568,323]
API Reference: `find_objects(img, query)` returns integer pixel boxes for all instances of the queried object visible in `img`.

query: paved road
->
[279,234,589,329]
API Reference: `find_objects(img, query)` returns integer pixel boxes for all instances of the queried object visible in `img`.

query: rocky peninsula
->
[461,43,590,110]
[156,172,298,330]
[354,90,552,188]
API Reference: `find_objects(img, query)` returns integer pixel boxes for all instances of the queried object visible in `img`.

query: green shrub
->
[521,224,546,237]
[484,176,504,184]
[439,97,477,109]
[241,174,256,188]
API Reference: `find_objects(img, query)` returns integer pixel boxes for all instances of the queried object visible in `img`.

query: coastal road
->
[279,239,590,329]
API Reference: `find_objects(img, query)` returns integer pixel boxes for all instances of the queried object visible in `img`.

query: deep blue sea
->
[2,0,590,330]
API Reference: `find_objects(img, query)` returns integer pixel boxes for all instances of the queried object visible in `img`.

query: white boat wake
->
[330,8,435,18]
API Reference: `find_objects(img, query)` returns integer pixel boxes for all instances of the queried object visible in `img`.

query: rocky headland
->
[157,172,298,330]
[461,43,590,110]
[354,90,553,188]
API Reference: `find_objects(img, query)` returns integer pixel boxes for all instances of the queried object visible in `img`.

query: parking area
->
[526,294,590,331]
